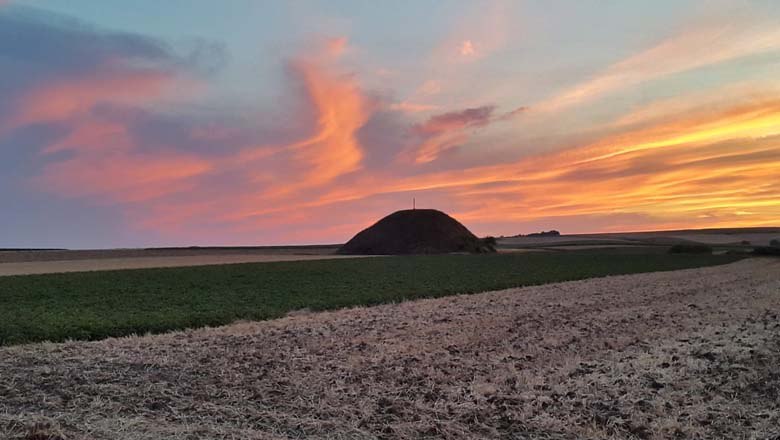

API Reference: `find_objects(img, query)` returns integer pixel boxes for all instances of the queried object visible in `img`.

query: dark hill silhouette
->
[339,209,494,255]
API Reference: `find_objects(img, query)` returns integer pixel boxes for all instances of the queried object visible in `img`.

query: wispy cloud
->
[279,56,370,186]
[4,69,177,132]
[536,25,780,113]
[405,105,527,163]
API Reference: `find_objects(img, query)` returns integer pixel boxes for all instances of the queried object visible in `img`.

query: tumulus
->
[339,209,494,255]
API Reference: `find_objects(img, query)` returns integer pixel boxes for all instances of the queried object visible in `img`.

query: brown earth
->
[1,259,779,439]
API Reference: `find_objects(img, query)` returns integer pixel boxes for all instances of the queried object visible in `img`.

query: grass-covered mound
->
[339,209,493,255]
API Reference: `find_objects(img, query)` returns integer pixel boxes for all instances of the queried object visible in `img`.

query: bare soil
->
[1,259,778,439]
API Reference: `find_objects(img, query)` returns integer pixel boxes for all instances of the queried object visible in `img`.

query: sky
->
[1,0,779,248]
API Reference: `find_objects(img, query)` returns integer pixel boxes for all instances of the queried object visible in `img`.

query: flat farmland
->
[0,254,367,277]
[0,246,346,276]
[0,251,741,346]
[1,258,777,439]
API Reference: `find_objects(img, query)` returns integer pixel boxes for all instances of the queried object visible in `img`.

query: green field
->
[0,251,743,345]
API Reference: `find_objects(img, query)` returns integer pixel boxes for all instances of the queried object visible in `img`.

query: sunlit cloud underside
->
[0,2,778,247]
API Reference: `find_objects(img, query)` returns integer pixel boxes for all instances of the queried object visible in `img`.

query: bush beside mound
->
[770,239,780,247]
[339,209,495,255]
[668,244,713,254]
[753,246,780,256]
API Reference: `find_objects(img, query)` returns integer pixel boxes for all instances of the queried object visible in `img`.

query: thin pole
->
[413,198,416,210]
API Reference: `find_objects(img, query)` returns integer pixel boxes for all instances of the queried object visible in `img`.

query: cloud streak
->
[407,105,526,163]
[536,25,780,113]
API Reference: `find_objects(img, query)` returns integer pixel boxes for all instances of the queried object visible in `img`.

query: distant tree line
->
[525,230,561,237]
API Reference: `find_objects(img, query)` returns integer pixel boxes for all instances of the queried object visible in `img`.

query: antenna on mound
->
[413,197,416,210]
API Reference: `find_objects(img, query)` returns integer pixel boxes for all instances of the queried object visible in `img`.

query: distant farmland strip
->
[0,251,743,345]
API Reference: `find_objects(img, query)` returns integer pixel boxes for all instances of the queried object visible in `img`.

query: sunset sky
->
[1,1,779,248]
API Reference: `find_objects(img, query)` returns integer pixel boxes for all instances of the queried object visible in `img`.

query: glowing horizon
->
[1,1,778,248]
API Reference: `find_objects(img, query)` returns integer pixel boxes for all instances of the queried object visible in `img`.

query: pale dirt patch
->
[0,254,368,276]
[1,259,779,439]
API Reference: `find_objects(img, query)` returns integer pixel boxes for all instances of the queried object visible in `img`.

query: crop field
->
[1,258,777,440]
[0,250,742,346]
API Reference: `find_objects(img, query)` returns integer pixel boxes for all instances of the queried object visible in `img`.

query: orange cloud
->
[285,58,369,186]
[270,96,780,238]
[125,96,780,243]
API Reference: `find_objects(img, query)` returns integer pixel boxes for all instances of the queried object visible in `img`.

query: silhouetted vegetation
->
[668,244,713,254]
[481,236,497,252]
[770,239,780,247]
[527,230,561,237]
[753,246,780,256]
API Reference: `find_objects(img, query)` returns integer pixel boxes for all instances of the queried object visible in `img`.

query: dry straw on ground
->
[1,259,778,439]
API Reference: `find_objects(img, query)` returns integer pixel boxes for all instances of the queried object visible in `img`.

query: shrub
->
[528,230,560,237]
[770,239,780,247]
[668,244,713,254]
[740,240,751,245]
[481,236,497,253]
[753,246,780,256]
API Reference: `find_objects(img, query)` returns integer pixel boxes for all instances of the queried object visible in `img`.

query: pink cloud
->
[284,57,369,185]
[414,106,495,135]
[325,37,349,57]
[37,151,212,203]
[460,40,476,56]
[4,69,176,132]
[405,105,525,163]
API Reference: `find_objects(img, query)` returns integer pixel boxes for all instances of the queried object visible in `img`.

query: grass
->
[0,250,743,345]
